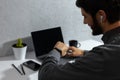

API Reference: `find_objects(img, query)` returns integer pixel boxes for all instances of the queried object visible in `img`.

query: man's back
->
[95,27,120,79]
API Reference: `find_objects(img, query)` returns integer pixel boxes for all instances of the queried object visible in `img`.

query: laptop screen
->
[31,27,64,58]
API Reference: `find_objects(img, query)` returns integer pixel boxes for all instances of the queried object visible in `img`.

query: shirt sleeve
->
[38,46,105,80]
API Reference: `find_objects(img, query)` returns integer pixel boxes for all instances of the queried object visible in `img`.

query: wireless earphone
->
[100,16,103,23]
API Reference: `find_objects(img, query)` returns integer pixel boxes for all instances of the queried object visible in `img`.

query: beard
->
[91,17,103,35]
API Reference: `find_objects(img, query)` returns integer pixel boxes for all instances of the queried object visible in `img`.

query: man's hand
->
[54,41,84,57]
[54,41,68,56]
[67,46,84,57]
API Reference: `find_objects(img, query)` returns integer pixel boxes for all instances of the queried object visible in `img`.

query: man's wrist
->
[54,47,62,53]
[47,49,61,61]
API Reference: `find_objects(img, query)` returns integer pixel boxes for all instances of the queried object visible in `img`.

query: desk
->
[0,51,41,80]
[0,59,40,80]
[79,39,103,50]
[0,39,103,80]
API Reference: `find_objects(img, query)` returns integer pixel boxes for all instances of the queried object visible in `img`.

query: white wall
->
[0,0,101,56]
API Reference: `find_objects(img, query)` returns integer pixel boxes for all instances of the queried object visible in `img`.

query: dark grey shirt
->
[38,27,120,80]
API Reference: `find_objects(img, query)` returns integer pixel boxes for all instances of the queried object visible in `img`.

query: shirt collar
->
[102,26,120,43]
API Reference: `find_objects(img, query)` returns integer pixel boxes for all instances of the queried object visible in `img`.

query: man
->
[38,0,120,80]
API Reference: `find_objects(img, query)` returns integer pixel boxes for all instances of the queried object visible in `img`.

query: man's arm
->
[38,49,61,80]
[38,48,104,80]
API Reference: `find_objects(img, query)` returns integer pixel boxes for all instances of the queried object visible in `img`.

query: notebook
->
[31,27,64,59]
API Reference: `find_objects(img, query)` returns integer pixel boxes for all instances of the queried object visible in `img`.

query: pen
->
[20,64,25,75]
[11,64,23,75]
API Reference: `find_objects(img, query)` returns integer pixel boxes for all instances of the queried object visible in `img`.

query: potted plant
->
[12,38,27,60]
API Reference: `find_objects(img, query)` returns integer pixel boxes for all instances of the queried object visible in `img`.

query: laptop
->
[31,27,64,60]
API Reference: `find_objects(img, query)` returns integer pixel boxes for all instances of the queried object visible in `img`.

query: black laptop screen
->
[31,27,64,57]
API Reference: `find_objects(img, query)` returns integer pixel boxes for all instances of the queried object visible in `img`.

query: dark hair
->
[76,0,120,24]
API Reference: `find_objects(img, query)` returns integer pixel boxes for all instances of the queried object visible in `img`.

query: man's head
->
[76,0,120,35]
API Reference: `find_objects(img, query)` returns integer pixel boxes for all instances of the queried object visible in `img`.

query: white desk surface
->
[79,39,103,50]
[0,51,41,80]
[0,39,103,80]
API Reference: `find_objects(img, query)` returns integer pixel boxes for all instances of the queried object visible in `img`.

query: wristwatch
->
[54,47,62,53]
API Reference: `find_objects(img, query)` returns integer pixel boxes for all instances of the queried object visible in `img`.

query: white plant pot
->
[12,44,27,60]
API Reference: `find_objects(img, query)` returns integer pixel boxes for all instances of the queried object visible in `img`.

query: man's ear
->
[97,10,106,23]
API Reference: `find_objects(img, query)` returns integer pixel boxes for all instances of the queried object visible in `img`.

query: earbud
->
[100,16,103,23]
